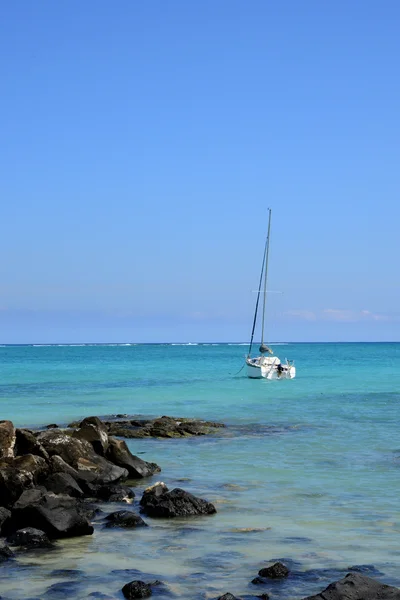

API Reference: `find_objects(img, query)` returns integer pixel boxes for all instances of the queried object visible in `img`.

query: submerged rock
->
[43,580,82,598]
[258,561,290,579]
[251,576,266,585]
[144,416,195,438]
[140,484,216,518]
[302,572,400,600]
[76,501,103,521]
[122,580,152,598]
[7,527,54,549]
[104,415,225,439]
[104,510,147,528]
[92,483,135,503]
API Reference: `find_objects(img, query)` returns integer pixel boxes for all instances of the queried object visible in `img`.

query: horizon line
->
[0,341,399,346]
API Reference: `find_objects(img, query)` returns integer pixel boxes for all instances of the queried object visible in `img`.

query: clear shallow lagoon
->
[1,342,400,599]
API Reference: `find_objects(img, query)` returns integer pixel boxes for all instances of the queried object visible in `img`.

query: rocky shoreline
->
[66,414,226,439]
[0,416,399,599]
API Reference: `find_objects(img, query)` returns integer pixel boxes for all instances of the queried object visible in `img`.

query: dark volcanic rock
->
[251,576,265,585]
[258,561,290,578]
[104,510,147,528]
[72,416,109,456]
[128,419,152,427]
[122,580,152,598]
[0,542,14,561]
[147,416,186,438]
[0,454,49,508]
[11,454,49,484]
[0,463,35,508]
[6,488,93,539]
[302,572,400,600]
[43,472,84,498]
[48,455,109,496]
[81,457,129,485]
[217,595,240,600]
[43,581,82,598]
[106,437,160,478]
[13,487,44,507]
[104,420,149,438]
[48,454,82,476]
[140,484,216,518]
[15,429,49,460]
[107,425,139,438]
[0,420,16,458]
[37,429,95,464]
[68,420,83,429]
[68,414,225,440]
[50,568,85,577]
[0,507,11,533]
[140,482,169,505]
[93,483,135,503]
[37,430,128,484]
[76,501,103,521]
[105,415,225,439]
[7,527,54,549]
[147,415,225,438]
[47,454,97,487]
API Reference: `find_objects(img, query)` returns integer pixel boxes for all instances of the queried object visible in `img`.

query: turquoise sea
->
[1,342,400,599]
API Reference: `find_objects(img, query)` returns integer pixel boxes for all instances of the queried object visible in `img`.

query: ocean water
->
[0,342,400,599]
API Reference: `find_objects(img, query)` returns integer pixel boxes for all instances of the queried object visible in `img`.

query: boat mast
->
[247,209,270,358]
[260,208,272,348]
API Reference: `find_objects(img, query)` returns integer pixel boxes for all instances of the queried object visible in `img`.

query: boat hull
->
[246,357,295,380]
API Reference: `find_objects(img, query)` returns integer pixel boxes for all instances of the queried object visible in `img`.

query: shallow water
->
[0,342,400,598]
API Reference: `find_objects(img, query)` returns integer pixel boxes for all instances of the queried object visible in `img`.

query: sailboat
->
[245,209,296,380]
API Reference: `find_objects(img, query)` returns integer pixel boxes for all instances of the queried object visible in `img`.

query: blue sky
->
[1,0,399,343]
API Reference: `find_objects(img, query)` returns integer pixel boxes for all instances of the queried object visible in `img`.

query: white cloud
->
[285,308,392,322]
[285,309,317,321]
[323,308,391,322]
[322,309,356,322]
[359,309,389,321]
